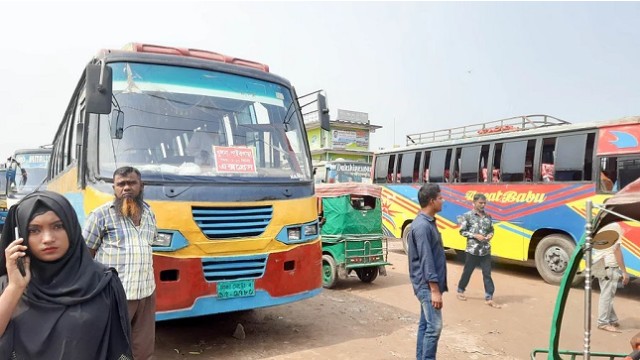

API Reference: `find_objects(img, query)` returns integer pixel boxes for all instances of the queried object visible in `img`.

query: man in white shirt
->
[592,222,629,332]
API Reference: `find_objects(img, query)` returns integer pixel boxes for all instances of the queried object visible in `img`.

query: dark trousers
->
[457,253,495,300]
[127,291,156,360]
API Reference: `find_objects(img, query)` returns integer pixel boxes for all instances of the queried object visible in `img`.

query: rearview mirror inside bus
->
[85,63,113,114]
[317,93,331,132]
[110,109,124,139]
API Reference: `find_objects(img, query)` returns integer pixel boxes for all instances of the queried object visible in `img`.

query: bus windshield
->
[98,62,311,182]
[12,151,51,194]
[315,161,372,184]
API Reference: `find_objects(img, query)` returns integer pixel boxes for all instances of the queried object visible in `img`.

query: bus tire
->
[534,234,576,285]
[355,267,379,283]
[402,224,412,255]
[322,254,338,289]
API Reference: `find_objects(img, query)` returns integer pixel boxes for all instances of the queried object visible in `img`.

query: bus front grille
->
[202,254,268,281]
[192,205,273,239]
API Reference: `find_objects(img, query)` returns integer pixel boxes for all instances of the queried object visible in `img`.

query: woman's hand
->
[4,238,31,288]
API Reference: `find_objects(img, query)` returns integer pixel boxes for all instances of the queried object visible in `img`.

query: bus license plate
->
[217,280,256,299]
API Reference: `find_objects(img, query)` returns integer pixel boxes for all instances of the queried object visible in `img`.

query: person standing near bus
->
[456,193,501,308]
[408,183,447,360]
[83,166,157,360]
[592,222,629,333]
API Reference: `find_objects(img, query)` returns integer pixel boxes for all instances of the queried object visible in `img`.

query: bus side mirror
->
[317,93,331,132]
[110,109,125,140]
[86,63,113,114]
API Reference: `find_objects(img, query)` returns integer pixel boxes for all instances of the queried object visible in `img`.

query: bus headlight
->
[153,233,173,247]
[304,224,318,236]
[288,227,301,241]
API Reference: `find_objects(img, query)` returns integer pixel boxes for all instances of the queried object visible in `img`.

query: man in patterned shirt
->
[83,166,157,359]
[456,193,501,308]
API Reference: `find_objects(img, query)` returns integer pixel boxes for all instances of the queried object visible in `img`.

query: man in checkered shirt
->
[84,166,158,360]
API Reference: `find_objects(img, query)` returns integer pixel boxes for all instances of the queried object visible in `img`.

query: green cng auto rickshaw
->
[316,183,391,289]
[531,178,640,359]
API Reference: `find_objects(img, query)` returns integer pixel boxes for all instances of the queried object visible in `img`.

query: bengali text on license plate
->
[217,279,256,299]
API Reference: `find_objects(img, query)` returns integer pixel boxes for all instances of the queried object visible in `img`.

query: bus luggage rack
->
[406,114,570,146]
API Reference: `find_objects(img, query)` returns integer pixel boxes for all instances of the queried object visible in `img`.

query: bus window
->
[479,145,490,182]
[524,140,535,182]
[583,133,596,181]
[460,145,481,183]
[412,151,421,182]
[599,157,617,192]
[387,155,396,183]
[374,155,390,184]
[555,134,587,181]
[444,149,452,182]
[489,144,502,182]
[400,152,417,183]
[428,149,451,183]
[617,158,640,190]
[395,154,403,183]
[499,141,527,182]
[452,148,462,183]
[540,138,556,182]
[422,151,431,182]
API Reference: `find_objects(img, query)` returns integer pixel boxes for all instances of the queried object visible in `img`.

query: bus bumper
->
[153,241,322,321]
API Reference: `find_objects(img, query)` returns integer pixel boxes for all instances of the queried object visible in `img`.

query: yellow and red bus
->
[46,43,330,320]
[373,114,640,284]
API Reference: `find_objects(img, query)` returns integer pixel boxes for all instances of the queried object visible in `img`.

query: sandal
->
[456,293,467,301]
[485,300,502,309]
[611,322,620,328]
[598,324,621,333]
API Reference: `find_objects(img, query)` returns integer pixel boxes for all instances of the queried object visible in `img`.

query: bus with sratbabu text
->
[373,114,640,284]
[45,43,331,320]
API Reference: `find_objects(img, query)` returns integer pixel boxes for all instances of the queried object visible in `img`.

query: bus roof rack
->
[121,43,270,72]
[405,114,570,146]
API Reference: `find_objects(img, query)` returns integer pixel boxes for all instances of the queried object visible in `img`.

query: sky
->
[1,1,640,159]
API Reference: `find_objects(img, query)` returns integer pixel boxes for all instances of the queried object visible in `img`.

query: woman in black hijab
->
[0,191,132,360]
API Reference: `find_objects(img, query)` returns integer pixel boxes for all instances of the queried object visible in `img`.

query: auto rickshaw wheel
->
[322,254,338,289]
[355,267,379,283]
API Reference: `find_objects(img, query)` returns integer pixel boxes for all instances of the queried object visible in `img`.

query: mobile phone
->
[14,227,26,277]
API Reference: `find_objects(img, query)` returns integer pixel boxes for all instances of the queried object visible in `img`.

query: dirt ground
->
[155,239,640,359]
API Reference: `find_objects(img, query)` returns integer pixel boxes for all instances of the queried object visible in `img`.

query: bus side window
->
[524,140,535,182]
[460,145,481,183]
[428,149,449,183]
[540,137,556,182]
[499,141,527,182]
[399,152,419,183]
[395,154,403,183]
[373,155,390,184]
[422,151,431,183]
[452,148,462,183]
[412,152,421,183]
[387,154,396,183]
[599,157,618,192]
[555,134,588,181]
[615,158,640,191]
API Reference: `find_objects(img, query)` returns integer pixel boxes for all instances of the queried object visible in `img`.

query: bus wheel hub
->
[544,246,569,273]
